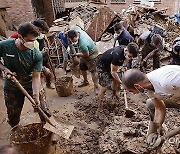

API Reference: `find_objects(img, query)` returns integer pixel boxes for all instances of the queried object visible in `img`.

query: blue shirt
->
[58,32,68,48]
[116,27,133,46]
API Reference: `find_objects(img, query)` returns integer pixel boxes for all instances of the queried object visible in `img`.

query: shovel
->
[11,76,74,139]
[123,89,135,118]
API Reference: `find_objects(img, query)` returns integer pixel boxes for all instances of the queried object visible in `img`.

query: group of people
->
[0,18,179,149]
[59,22,180,147]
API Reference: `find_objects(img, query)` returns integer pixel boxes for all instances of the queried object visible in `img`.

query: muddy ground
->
[0,46,179,154]
[0,66,179,154]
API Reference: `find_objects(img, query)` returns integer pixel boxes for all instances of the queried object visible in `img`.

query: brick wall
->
[6,0,35,26]
[104,0,176,15]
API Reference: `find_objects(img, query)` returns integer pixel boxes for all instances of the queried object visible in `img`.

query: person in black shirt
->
[97,42,139,110]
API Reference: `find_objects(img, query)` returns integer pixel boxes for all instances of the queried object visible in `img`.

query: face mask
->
[114,33,120,39]
[73,40,78,45]
[37,33,45,40]
[124,53,131,60]
[135,86,155,99]
[21,37,35,50]
[23,42,35,50]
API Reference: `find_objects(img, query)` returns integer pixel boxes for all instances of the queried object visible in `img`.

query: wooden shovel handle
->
[123,89,129,109]
[11,76,55,126]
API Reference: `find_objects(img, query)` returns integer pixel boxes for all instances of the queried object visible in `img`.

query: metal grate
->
[52,0,65,14]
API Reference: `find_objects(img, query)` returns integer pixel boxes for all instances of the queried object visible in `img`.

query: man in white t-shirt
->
[122,65,180,143]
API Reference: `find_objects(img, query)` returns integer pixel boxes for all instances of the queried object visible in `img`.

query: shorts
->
[79,57,97,72]
[97,61,112,87]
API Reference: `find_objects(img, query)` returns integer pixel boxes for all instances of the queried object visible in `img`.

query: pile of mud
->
[50,91,180,154]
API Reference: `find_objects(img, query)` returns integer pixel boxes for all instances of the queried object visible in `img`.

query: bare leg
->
[98,86,107,111]
[82,70,88,82]
[78,70,89,87]
[112,79,120,99]
[91,71,99,94]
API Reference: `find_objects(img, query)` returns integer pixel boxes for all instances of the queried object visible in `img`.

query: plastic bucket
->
[55,76,73,97]
[10,123,53,154]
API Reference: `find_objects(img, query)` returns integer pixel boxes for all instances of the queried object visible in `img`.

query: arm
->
[44,35,50,49]
[32,71,41,101]
[143,49,158,61]
[0,61,15,78]
[76,52,89,58]
[152,98,166,133]
[111,64,122,83]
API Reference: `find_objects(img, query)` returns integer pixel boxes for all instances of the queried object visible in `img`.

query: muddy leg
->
[112,80,120,99]
[4,89,25,127]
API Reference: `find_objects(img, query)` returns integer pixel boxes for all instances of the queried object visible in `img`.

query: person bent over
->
[97,42,139,110]
[67,26,99,94]
[122,65,180,148]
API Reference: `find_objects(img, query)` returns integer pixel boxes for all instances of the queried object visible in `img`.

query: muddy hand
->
[147,133,164,149]
[3,68,16,79]
[33,94,40,112]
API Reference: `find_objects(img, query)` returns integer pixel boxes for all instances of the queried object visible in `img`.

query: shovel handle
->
[11,76,55,127]
[123,89,129,109]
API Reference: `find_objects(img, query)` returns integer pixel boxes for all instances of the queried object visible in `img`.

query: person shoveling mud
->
[0,22,74,139]
[0,22,49,127]
[122,65,180,149]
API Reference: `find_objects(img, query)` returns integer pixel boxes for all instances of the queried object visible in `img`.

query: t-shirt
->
[97,46,126,72]
[115,27,133,46]
[147,65,180,103]
[58,32,68,49]
[74,26,98,59]
[0,39,43,90]
[140,30,164,51]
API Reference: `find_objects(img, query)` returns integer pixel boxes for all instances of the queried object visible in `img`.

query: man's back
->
[98,46,126,71]
[74,26,98,58]
[147,65,180,98]
[116,28,133,46]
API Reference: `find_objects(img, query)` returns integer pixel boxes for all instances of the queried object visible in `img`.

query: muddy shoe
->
[78,81,89,87]
[46,83,55,89]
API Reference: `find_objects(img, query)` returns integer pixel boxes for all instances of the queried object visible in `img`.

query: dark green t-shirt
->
[0,39,43,90]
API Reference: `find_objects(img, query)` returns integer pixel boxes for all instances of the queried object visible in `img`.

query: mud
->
[0,72,179,154]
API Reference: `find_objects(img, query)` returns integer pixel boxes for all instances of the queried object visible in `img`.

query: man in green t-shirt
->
[67,26,99,94]
[0,23,49,127]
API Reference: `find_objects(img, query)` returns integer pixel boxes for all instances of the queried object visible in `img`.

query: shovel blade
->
[43,116,74,139]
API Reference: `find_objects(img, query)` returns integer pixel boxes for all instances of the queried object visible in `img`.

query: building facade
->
[3,0,178,26]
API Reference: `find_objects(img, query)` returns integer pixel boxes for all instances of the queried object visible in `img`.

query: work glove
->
[33,94,40,112]
[147,133,164,149]
[3,68,16,79]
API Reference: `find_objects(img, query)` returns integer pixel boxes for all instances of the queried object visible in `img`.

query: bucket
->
[55,76,73,97]
[10,123,53,154]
